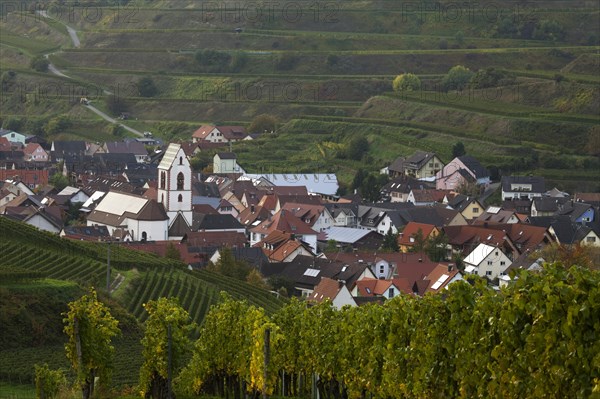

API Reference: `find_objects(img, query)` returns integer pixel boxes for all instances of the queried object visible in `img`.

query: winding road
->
[37,10,143,137]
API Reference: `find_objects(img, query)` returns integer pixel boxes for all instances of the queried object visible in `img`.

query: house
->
[463,243,512,280]
[531,197,570,217]
[407,189,450,206]
[501,176,546,201]
[0,130,27,145]
[23,143,49,162]
[436,155,490,190]
[237,204,271,228]
[445,194,484,220]
[256,230,315,263]
[483,223,554,253]
[472,206,522,225]
[357,205,411,234]
[192,181,222,209]
[324,203,358,227]
[250,209,318,252]
[443,224,520,260]
[501,199,532,216]
[213,152,245,174]
[387,151,445,179]
[308,277,357,309]
[4,205,64,233]
[281,202,334,232]
[104,140,149,163]
[217,199,238,217]
[397,203,467,228]
[60,225,111,241]
[353,278,409,299]
[193,213,245,233]
[556,201,595,223]
[192,125,248,143]
[86,191,169,241]
[574,193,600,207]
[56,186,90,204]
[318,227,384,251]
[261,255,375,298]
[380,176,433,203]
[50,141,87,162]
[0,169,49,189]
[546,217,600,247]
[423,263,462,294]
[0,137,12,151]
[397,222,440,253]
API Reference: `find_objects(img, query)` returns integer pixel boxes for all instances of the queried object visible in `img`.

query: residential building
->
[463,243,512,279]
[501,176,546,200]
[436,155,490,190]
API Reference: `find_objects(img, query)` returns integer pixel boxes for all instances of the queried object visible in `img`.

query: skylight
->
[304,268,320,277]
[431,274,450,290]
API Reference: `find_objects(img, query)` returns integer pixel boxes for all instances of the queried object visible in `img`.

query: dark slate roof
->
[62,225,110,239]
[556,201,593,222]
[52,141,86,156]
[447,194,478,212]
[533,197,569,212]
[457,155,489,179]
[193,181,220,198]
[398,204,461,227]
[324,203,358,218]
[131,200,169,221]
[193,213,244,230]
[168,213,192,237]
[105,140,147,155]
[501,176,546,193]
[217,152,237,160]
[123,164,157,186]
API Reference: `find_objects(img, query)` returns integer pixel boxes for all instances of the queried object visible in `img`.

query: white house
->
[463,243,512,280]
[501,176,546,201]
[213,153,245,174]
[0,130,27,145]
[309,277,356,309]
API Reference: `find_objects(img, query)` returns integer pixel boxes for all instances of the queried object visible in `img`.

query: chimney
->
[250,204,255,213]
[418,258,422,262]
[448,264,454,272]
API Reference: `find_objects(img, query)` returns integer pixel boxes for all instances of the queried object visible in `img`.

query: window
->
[587,236,596,242]
[487,260,492,265]
[177,172,184,190]
[486,271,492,276]
[379,265,385,275]
[178,194,183,202]
[141,231,147,241]
[160,171,166,189]
[179,156,183,165]
[472,207,479,213]
[389,288,395,298]
[500,261,506,265]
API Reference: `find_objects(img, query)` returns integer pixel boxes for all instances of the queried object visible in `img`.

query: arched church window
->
[178,194,183,202]
[179,156,183,165]
[160,171,166,189]
[177,172,184,190]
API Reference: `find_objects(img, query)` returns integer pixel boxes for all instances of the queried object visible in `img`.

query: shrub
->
[392,73,421,92]
[30,56,49,72]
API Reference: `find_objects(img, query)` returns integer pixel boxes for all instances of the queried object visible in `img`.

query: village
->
[1,124,599,307]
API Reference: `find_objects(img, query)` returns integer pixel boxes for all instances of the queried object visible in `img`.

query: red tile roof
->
[0,169,49,187]
[398,222,438,247]
[250,209,317,236]
[309,277,343,303]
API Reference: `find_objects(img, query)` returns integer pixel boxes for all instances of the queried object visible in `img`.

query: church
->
[87,143,193,241]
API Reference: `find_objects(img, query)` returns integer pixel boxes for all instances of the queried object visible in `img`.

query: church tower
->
[157,143,193,229]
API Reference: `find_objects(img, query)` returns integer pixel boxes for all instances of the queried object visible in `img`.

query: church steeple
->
[157,143,193,230]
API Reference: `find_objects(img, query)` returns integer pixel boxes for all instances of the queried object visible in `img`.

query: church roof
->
[158,143,182,170]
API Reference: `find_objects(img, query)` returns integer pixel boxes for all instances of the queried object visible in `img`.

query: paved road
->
[84,104,143,136]
[37,10,142,137]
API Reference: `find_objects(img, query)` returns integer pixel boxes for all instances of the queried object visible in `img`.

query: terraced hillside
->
[1,0,598,190]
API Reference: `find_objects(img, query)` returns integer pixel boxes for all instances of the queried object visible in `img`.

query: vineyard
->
[124,267,285,331]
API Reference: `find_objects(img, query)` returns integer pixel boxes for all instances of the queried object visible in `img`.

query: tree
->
[139,297,193,399]
[45,115,71,135]
[452,141,466,158]
[345,136,369,160]
[248,113,278,134]
[35,363,67,399]
[63,288,120,399]
[49,173,70,191]
[246,268,269,290]
[165,242,181,260]
[454,30,465,45]
[30,56,49,72]
[408,228,427,254]
[2,117,23,132]
[392,73,421,92]
[137,77,158,97]
[351,168,368,191]
[442,65,474,91]
[207,247,251,280]
[382,227,399,252]
[470,67,516,89]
